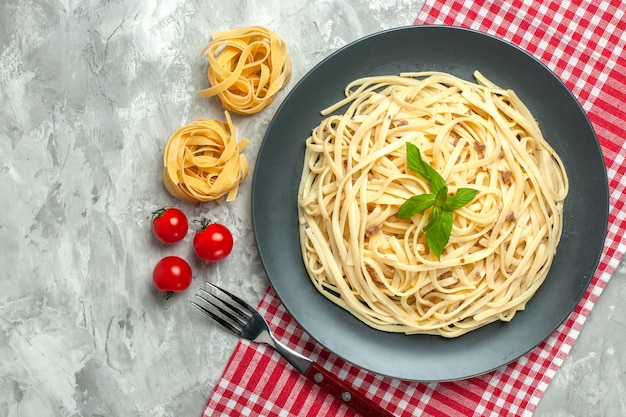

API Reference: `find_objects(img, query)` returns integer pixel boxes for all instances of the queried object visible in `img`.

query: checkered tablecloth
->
[202,1,626,416]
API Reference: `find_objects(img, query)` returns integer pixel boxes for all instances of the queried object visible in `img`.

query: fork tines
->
[191,282,253,336]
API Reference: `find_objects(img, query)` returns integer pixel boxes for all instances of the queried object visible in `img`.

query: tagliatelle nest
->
[162,113,249,203]
[199,26,292,115]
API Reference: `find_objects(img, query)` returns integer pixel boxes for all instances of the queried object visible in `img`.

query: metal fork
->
[192,282,396,417]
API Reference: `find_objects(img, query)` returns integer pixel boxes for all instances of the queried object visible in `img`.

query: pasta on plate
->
[297,71,568,337]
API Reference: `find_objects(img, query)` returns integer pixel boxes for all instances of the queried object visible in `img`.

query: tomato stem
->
[151,208,166,222]
[194,217,213,231]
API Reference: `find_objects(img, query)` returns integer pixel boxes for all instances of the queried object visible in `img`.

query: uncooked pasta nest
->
[199,26,292,115]
[162,113,249,202]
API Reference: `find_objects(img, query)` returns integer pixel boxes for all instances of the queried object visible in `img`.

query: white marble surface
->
[1,1,624,416]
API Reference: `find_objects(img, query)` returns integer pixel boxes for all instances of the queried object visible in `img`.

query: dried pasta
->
[163,113,249,202]
[199,26,292,115]
[298,71,568,337]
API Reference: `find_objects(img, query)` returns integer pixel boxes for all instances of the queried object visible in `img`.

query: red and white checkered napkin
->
[203,1,626,416]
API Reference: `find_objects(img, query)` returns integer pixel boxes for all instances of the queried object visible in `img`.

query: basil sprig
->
[397,143,478,259]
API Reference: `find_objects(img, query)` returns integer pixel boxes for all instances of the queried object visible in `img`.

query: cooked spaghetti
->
[297,71,568,337]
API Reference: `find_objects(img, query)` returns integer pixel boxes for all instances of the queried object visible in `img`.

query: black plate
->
[251,26,608,381]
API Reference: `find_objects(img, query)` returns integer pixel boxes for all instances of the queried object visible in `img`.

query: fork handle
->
[305,362,397,417]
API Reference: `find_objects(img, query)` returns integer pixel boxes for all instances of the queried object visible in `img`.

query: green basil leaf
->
[426,165,447,194]
[424,208,454,259]
[402,143,475,260]
[406,142,431,182]
[443,188,479,211]
[406,142,447,193]
[397,194,435,219]
[434,186,449,208]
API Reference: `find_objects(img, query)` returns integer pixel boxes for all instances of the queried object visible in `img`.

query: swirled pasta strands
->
[199,26,292,115]
[298,72,568,338]
[163,113,249,202]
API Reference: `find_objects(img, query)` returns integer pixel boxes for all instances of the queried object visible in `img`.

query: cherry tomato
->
[152,256,193,296]
[152,208,188,244]
[193,220,233,262]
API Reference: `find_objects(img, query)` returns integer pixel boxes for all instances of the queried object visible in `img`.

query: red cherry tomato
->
[152,256,193,295]
[193,220,233,262]
[152,208,188,244]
